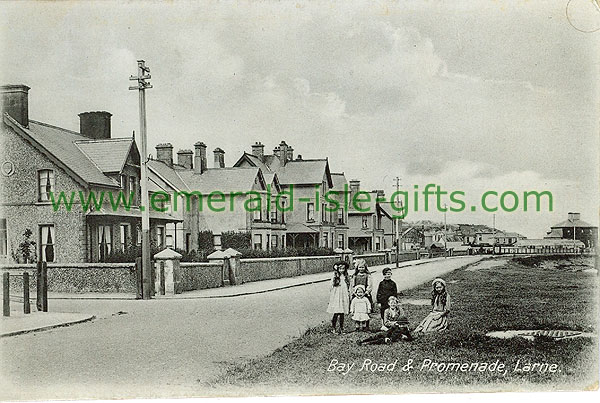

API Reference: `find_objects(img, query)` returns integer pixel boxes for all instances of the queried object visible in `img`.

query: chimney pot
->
[1,84,30,128]
[177,149,193,169]
[251,141,265,161]
[155,143,174,167]
[213,147,225,168]
[79,111,112,139]
[194,142,207,174]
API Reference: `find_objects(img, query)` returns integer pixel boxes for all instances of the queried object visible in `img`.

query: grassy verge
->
[210,256,598,394]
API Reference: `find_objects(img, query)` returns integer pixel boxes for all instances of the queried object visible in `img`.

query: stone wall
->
[179,262,223,291]
[239,255,339,283]
[1,262,136,293]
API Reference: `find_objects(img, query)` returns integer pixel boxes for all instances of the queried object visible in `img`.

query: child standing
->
[357,296,413,345]
[351,259,373,329]
[376,267,398,331]
[327,261,350,334]
[350,285,372,331]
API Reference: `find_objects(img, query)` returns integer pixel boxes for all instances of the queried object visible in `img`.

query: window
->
[119,223,131,251]
[337,208,345,225]
[120,174,129,195]
[337,234,344,249]
[97,225,111,262]
[271,235,278,249]
[270,201,278,223]
[166,234,174,248]
[362,216,368,229]
[38,170,55,202]
[375,237,381,251]
[281,201,286,224]
[323,232,329,248]
[252,200,262,222]
[40,225,56,262]
[307,203,315,222]
[281,235,285,248]
[0,219,7,258]
[321,203,328,223]
[156,226,165,249]
[253,234,263,250]
[129,176,138,205]
[266,234,270,250]
[185,233,191,252]
[136,226,142,245]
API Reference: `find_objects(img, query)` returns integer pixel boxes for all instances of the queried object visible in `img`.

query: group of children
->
[327,259,450,344]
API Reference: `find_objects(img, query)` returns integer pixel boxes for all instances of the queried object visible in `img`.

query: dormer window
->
[38,170,55,202]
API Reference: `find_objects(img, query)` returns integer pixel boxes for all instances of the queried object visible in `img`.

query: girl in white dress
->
[350,285,372,331]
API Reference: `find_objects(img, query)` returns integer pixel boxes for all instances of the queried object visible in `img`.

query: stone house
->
[0,84,180,263]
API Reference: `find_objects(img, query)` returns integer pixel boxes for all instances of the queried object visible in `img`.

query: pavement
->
[1,311,95,337]
[1,255,483,400]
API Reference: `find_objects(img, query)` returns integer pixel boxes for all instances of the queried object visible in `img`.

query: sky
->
[1,0,599,238]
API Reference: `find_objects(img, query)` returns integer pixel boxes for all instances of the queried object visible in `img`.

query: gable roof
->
[75,138,136,173]
[235,152,333,187]
[551,218,596,229]
[331,172,348,190]
[275,159,332,186]
[178,167,264,195]
[3,113,131,188]
[147,159,189,191]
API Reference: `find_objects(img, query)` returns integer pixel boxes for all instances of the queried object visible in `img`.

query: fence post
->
[36,261,42,311]
[41,262,48,312]
[3,272,9,317]
[135,257,143,299]
[159,261,166,296]
[23,272,31,314]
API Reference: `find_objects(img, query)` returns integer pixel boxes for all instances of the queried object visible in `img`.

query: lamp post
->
[129,60,153,300]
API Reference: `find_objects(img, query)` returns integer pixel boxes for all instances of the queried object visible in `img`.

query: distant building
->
[545,212,597,248]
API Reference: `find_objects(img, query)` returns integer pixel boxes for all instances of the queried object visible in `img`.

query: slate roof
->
[178,167,263,195]
[4,114,132,188]
[76,138,134,173]
[235,152,332,187]
[551,218,596,228]
[147,159,189,191]
[331,172,348,190]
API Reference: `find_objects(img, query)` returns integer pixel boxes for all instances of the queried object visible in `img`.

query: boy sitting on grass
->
[357,296,413,345]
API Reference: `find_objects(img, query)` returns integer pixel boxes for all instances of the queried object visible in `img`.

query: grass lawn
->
[211,256,598,395]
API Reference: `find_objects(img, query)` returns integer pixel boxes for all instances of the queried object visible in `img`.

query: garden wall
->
[0,263,136,293]
[179,262,223,291]
[238,255,339,283]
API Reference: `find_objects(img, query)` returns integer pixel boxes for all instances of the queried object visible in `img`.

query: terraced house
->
[234,141,349,249]
[148,141,286,251]
[0,84,180,263]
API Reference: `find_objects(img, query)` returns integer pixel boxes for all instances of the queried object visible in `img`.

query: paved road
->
[1,256,481,400]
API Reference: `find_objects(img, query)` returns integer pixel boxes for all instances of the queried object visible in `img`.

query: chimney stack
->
[286,146,294,162]
[1,84,30,128]
[251,142,265,161]
[155,143,173,167]
[79,111,112,140]
[376,189,385,199]
[214,147,225,168]
[194,142,207,174]
[278,141,289,167]
[177,149,193,169]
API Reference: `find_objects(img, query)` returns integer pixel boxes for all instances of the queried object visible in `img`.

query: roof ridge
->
[29,119,82,136]
[75,138,133,144]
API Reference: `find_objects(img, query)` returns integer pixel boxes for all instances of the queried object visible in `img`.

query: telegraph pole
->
[394,177,401,268]
[443,203,447,258]
[492,213,496,255]
[129,60,153,300]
